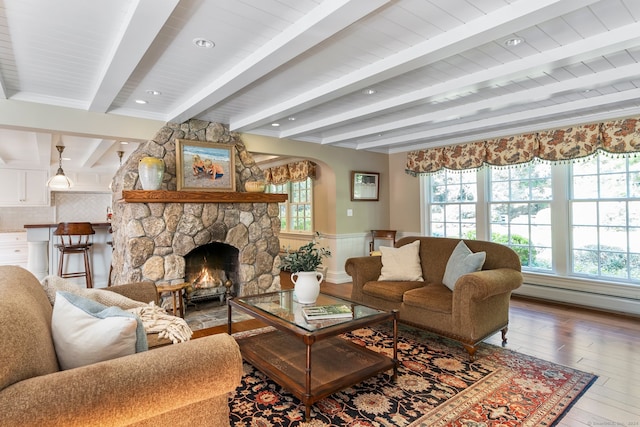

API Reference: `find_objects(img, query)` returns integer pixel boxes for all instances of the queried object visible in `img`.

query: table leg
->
[171,291,178,316]
[392,309,398,380]
[304,341,312,421]
[227,299,232,335]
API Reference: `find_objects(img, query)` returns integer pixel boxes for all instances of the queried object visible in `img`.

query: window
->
[424,154,640,285]
[489,162,552,271]
[428,169,477,238]
[570,155,640,281]
[267,178,313,233]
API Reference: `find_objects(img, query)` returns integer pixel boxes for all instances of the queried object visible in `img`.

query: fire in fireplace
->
[184,243,239,304]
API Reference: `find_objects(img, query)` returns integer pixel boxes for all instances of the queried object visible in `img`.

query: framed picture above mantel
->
[176,139,236,192]
[351,171,379,201]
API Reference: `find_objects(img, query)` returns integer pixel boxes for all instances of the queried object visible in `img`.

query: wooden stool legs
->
[57,247,93,288]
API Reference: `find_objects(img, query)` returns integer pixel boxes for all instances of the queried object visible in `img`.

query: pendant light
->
[47,144,73,189]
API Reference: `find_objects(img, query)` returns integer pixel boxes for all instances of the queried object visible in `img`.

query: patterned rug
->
[230,325,596,427]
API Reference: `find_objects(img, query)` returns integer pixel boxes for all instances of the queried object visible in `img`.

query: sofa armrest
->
[105,281,159,304]
[345,256,383,302]
[0,333,242,426]
[454,268,523,301]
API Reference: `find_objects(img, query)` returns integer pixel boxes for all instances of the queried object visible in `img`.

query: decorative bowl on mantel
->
[244,180,266,192]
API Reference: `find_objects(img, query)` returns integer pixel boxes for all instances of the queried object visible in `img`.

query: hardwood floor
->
[204,281,640,426]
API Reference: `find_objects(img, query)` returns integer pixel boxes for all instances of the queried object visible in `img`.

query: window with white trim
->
[489,162,552,271]
[570,155,640,281]
[428,169,477,239]
[267,177,313,233]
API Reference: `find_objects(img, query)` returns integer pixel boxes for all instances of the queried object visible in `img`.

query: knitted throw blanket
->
[41,276,192,343]
[127,303,193,344]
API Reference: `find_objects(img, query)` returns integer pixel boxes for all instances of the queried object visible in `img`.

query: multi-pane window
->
[570,155,640,281]
[267,178,313,233]
[489,162,552,271]
[429,170,477,238]
[424,154,640,285]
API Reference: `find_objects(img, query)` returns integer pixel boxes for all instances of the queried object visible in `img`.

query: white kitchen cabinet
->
[0,232,28,269]
[0,169,49,206]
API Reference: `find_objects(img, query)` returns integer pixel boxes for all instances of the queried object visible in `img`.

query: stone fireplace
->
[109,120,284,297]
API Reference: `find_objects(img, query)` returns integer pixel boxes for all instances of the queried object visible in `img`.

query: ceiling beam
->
[231,0,598,132]
[88,0,179,113]
[337,61,640,149]
[169,0,391,124]
[80,138,116,168]
[35,132,51,169]
[362,88,640,151]
[289,21,640,142]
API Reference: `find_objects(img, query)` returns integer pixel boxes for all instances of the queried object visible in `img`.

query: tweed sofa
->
[0,266,242,427]
[345,236,523,359]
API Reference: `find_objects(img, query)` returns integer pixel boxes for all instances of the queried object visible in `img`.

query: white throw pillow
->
[442,240,486,291]
[51,291,147,370]
[378,240,424,281]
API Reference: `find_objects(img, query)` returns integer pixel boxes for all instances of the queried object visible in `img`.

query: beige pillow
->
[378,240,424,281]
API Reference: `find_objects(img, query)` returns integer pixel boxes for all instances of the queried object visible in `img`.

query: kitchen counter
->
[24,222,111,229]
[24,223,112,286]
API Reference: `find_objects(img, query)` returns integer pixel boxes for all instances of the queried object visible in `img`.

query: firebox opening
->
[184,242,239,304]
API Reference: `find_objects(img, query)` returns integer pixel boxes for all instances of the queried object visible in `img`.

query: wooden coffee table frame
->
[228,291,398,421]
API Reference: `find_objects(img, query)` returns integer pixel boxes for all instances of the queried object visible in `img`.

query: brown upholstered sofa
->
[0,266,242,427]
[345,236,523,359]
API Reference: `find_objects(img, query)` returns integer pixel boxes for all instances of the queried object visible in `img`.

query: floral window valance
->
[264,160,317,184]
[406,117,640,175]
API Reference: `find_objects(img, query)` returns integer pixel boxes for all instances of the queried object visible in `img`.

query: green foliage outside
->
[463,230,536,267]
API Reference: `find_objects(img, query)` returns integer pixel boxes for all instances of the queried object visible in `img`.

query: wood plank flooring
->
[204,281,640,426]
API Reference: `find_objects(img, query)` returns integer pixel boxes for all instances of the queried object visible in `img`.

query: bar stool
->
[54,222,95,288]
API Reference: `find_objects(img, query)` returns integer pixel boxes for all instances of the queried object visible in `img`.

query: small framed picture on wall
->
[351,171,379,201]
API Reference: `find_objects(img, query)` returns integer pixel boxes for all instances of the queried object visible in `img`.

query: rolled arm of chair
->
[345,256,383,301]
[454,268,523,302]
[0,334,242,426]
[105,281,159,304]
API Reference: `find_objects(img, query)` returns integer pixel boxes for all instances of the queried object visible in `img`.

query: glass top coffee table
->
[228,290,398,421]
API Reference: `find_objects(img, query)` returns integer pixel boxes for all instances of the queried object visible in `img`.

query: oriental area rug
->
[229,325,596,427]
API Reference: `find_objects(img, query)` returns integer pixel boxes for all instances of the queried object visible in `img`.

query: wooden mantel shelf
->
[119,190,287,203]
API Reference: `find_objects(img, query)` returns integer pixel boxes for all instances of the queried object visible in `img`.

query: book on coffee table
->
[302,304,353,320]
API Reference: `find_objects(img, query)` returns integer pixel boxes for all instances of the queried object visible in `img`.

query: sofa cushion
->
[442,240,486,291]
[52,291,148,370]
[378,240,424,281]
[403,283,453,314]
[363,280,424,302]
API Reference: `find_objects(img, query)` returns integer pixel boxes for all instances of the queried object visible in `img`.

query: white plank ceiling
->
[1,0,640,171]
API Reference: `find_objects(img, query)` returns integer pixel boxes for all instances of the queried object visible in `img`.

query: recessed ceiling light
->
[135,99,147,104]
[504,37,524,47]
[362,88,377,95]
[288,117,296,121]
[145,90,161,96]
[120,141,129,145]
[193,38,215,48]
[271,123,280,127]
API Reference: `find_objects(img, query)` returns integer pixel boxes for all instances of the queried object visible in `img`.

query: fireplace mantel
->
[118,190,288,203]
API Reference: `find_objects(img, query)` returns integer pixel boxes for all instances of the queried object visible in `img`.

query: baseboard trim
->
[514,283,640,317]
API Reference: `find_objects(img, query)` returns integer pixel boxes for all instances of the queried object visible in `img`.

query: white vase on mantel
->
[291,271,323,304]
[138,157,165,190]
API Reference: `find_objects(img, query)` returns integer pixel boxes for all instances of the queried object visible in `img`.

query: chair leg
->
[84,250,93,288]
[58,250,64,277]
